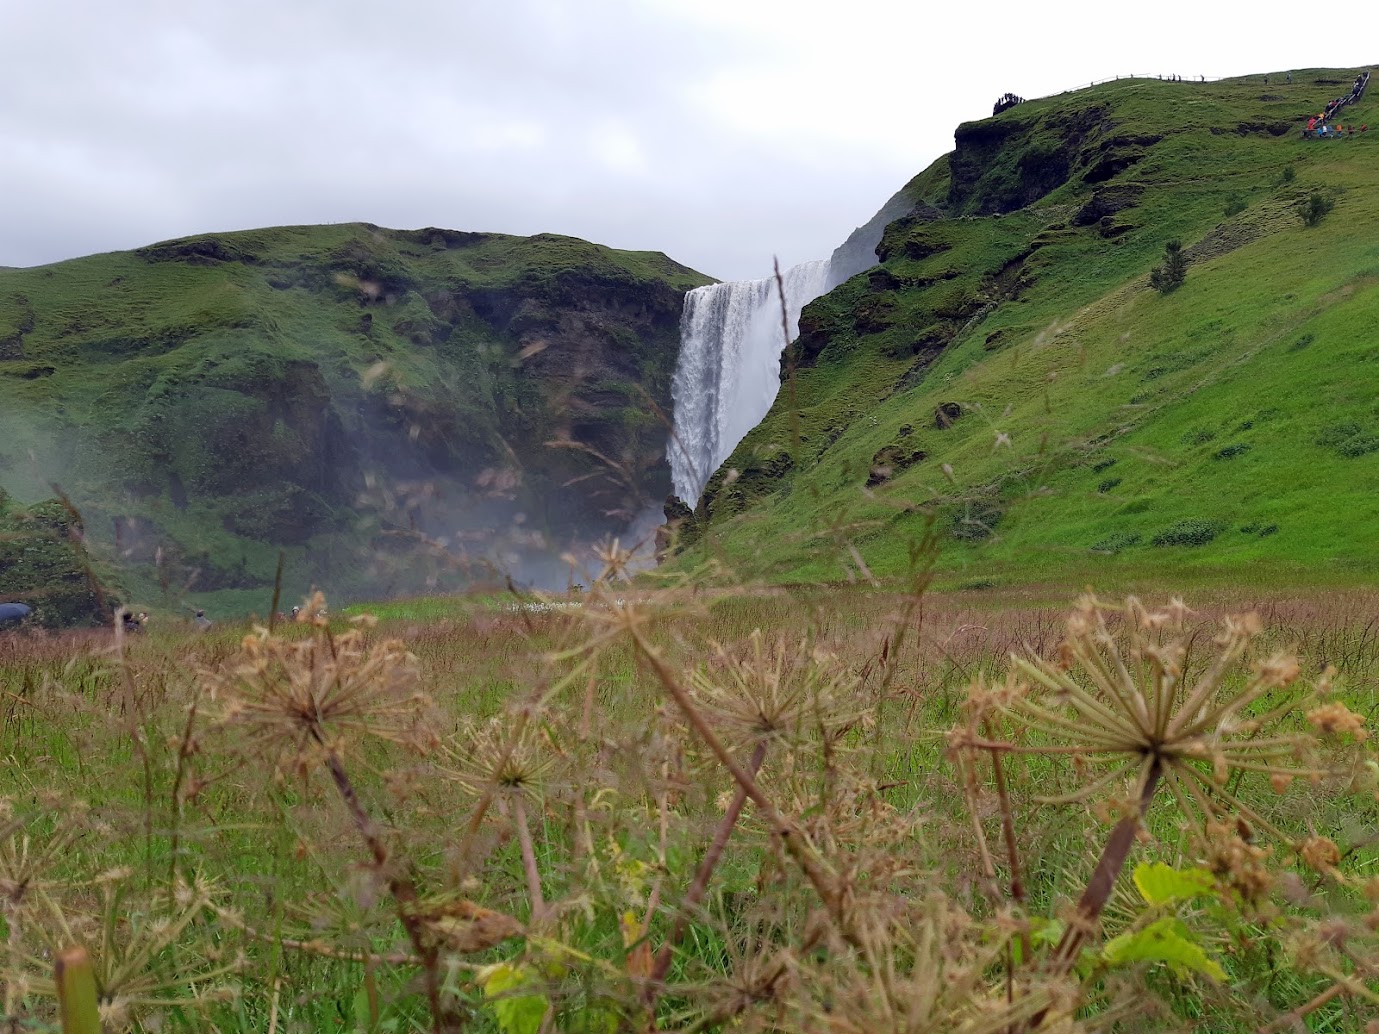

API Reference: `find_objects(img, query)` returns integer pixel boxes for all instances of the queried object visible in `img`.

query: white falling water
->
[669,259,832,503]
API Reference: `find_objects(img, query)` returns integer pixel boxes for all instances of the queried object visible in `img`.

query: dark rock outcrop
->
[935,402,963,429]
[949,105,1112,215]
[0,493,113,627]
[1073,184,1146,226]
[867,444,927,487]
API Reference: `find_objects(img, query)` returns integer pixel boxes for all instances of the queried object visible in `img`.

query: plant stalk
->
[645,741,767,1010]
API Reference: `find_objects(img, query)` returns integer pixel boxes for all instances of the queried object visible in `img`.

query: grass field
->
[2,560,1377,1032]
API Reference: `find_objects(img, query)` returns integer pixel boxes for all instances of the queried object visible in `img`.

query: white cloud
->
[589,121,651,176]
[1,0,1374,280]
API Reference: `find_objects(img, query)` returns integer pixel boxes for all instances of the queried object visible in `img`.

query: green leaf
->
[1013,917,1065,965]
[1029,917,1065,947]
[567,1004,620,1034]
[480,962,550,1034]
[352,985,372,1033]
[1133,861,1216,905]
[1102,917,1226,982]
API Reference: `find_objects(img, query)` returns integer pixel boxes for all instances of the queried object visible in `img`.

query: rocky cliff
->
[0,224,711,611]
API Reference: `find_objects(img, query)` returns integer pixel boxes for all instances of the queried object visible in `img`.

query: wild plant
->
[1,579,1376,1033]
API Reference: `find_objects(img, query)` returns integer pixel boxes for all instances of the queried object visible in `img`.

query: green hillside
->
[683,68,1379,590]
[0,225,710,613]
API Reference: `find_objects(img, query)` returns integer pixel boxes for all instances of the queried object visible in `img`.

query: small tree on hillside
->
[1149,239,1187,294]
[1298,191,1334,227]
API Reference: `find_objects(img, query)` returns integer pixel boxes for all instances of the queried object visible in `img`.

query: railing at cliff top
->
[1062,73,1233,93]
[1060,70,1373,94]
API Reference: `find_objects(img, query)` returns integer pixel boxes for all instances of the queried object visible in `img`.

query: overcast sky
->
[2,1,1371,282]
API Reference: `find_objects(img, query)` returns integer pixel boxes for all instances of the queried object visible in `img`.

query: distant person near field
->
[194,609,212,631]
[0,602,31,627]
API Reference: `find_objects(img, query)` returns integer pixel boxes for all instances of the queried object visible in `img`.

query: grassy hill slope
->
[0,225,710,614]
[683,68,1379,591]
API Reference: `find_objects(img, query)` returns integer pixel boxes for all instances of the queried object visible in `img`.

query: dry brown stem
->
[644,740,768,1015]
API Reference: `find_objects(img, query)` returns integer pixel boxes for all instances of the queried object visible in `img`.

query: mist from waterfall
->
[668,260,831,503]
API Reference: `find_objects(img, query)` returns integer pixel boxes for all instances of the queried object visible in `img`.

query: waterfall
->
[668,259,831,503]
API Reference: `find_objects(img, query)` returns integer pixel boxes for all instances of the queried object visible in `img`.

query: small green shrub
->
[1213,443,1252,460]
[1287,333,1315,352]
[1181,428,1217,445]
[1316,422,1379,458]
[1097,477,1123,493]
[1152,519,1219,547]
[1277,165,1297,186]
[1223,193,1247,216]
[950,500,1004,541]
[1090,457,1118,473]
[1149,239,1188,294]
[1091,531,1141,554]
[1298,191,1333,227]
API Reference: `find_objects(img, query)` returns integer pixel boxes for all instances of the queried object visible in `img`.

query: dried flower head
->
[1201,820,1275,905]
[691,631,861,748]
[16,875,241,1032]
[1306,702,1368,740]
[446,714,555,798]
[1299,836,1341,873]
[210,602,436,778]
[978,596,1334,843]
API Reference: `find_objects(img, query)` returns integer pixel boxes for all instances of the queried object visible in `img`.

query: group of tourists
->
[1307,119,1367,138]
[992,92,1025,116]
[1304,70,1370,138]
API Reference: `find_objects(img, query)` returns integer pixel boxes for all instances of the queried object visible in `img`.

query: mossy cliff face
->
[0,225,710,609]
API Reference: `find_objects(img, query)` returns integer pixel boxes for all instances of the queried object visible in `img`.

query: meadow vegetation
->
[2,558,1377,1032]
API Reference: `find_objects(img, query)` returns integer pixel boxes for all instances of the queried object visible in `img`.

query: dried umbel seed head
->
[1306,702,1368,739]
[1201,821,1275,904]
[209,604,437,777]
[963,596,1356,852]
[446,715,554,798]
[958,670,1025,726]
[691,631,861,748]
[1299,836,1341,873]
